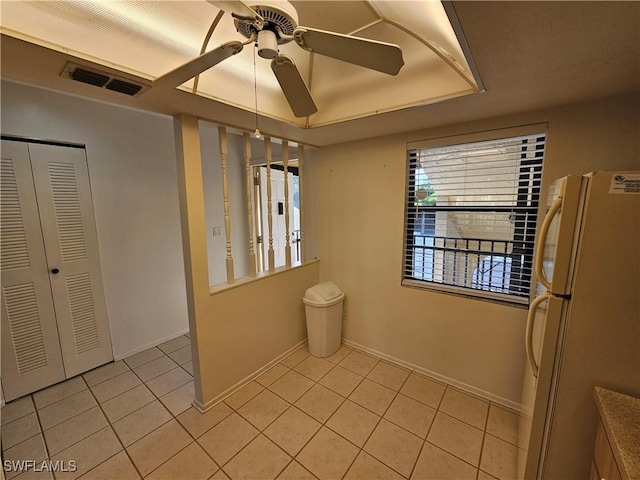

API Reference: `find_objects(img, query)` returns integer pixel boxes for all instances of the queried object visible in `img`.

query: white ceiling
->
[1,1,638,147]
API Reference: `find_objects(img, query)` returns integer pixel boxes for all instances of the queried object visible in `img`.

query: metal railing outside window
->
[402,131,546,304]
[292,229,301,263]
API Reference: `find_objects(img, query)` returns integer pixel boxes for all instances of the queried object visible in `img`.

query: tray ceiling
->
[0,0,480,128]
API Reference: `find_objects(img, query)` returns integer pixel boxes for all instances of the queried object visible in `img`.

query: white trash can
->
[303,281,344,358]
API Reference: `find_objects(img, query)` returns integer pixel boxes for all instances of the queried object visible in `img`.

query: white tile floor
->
[1,337,523,480]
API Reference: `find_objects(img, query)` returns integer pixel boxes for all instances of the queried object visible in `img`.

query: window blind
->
[403,133,546,304]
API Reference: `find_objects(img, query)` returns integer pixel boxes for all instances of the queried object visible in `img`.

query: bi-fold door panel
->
[1,140,112,401]
[29,143,112,379]
[1,141,66,401]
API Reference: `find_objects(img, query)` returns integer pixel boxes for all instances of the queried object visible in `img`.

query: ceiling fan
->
[153,0,405,117]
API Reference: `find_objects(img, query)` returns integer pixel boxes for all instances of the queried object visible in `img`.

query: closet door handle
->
[51,268,60,274]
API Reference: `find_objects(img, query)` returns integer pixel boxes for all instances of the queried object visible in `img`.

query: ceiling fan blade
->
[271,55,318,118]
[294,27,404,75]
[153,41,244,89]
[206,1,261,22]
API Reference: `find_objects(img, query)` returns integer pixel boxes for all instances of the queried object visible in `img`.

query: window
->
[403,130,546,304]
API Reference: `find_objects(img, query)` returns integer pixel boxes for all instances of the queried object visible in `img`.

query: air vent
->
[61,63,149,97]
[105,79,142,96]
[70,68,109,87]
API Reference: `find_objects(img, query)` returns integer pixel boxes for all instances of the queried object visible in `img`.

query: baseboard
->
[194,339,308,413]
[342,339,524,413]
[189,335,523,413]
[113,328,190,361]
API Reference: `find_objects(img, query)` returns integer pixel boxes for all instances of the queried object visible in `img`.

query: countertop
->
[594,387,640,480]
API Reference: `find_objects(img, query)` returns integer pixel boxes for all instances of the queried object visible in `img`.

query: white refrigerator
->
[518,171,640,479]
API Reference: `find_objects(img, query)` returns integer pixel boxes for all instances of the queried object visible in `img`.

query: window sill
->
[209,258,320,296]
[401,279,530,308]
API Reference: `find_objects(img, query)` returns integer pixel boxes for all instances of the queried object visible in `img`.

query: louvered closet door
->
[1,141,66,401]
[29,143,112,378]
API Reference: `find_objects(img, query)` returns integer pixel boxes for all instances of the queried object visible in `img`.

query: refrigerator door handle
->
[534,196,563,290]
[526,292,551,378]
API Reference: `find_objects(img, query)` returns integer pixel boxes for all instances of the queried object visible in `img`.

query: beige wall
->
[174,116,320,409]
[306,92,640,405]
[193,263,320,408]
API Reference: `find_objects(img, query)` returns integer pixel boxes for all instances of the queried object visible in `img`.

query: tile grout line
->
[423,384,488,474]
[37,380,84,478]
[3,345,154,478]
[476,396,493,478]
[125,340,225,479]
[102,338,216,480]
[109,337,200,478]
[36,389,98,434]
[4,389,78,479]
[283,349,404,478]
[59,380,107,479]
[311,347,489,479]
[185,342,495,478]
[438,384,493,429]
[217,348,353,478]
[119,345,193,406]
[364,366,426,479]
[406,376,496,478]
[81,371,145,480]
[220,347,422,480]
[427,385,489,474]
[145,438,218,479]
[3,394,46,480]
[6,338,519,480]
[28,336,198,480]
[0,395,37,429]
[485,402,524,448]
[310,352,413,479]
[396,371,425,480]
[228,359,335,469]
[226,355,343,479]
[122,348,168,371]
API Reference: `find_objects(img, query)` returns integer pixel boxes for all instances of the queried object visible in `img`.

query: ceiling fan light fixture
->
[257,29,278,59]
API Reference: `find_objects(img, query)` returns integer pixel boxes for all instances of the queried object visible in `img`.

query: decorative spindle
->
[218,126,234,283]
[244,133,257,277]
[299,144,306,263]
[265,137,275,271]
[283,140,292,268]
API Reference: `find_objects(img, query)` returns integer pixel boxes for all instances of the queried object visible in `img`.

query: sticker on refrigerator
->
[609,174,640,194]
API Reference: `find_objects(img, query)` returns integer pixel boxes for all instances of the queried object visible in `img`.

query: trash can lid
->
[304,281,343,304]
